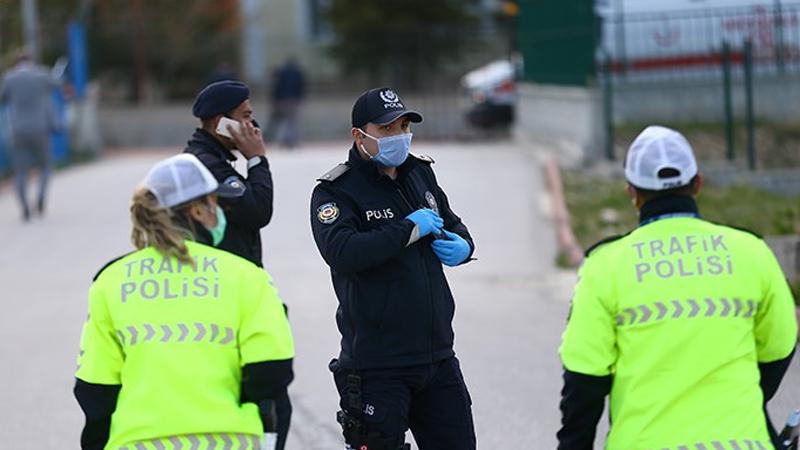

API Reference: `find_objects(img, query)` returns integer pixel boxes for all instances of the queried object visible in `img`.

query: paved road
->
[0,143,796,449]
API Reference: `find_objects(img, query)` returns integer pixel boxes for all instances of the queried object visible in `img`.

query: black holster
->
[335,373,409,450]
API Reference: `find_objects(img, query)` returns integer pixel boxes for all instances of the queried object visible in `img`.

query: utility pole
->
[22,0,40,61]
[130,0,148,103]
[774,0,785,73]
[240,0,268,91]
[614,0,626,76]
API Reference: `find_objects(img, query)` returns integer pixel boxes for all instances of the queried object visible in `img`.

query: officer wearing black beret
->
[184,80,292,449]
[184,80,272,267]
[310,88,477,450]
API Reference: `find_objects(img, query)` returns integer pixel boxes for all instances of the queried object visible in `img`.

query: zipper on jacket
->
[395,187,414,215]
[396,186,435,364]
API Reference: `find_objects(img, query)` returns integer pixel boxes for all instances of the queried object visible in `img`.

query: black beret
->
[192,80,250,119]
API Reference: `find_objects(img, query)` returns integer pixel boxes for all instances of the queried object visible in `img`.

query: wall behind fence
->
[612,74,800,123]
[97,90,492,148]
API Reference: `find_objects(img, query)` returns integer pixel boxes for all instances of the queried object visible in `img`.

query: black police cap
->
[351,87,423,128]
[192,80,250,119]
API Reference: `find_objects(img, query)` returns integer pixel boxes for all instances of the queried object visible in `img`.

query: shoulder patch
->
[411,153,435,164]
[317,202,340,224]
[584,233,629,258]
[317,163,350,182]
[93,252,134,282]
[222,175,247,195]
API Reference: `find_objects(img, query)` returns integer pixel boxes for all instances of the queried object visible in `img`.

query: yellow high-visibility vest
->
[77,241,294,450]
[561,217,797,450]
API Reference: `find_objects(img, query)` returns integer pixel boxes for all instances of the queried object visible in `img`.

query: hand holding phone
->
[431,230,470,266]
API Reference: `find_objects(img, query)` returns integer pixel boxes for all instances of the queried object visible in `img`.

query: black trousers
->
[275,389,291,450]
[332,356,476,450]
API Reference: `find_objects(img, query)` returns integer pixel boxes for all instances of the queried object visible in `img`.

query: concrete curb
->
[542,155,584,267]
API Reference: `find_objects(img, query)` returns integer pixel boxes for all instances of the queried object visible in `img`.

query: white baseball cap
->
[624,126,698,191]
[141,154,244,208]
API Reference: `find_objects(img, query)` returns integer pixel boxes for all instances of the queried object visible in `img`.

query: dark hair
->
[201,117,216,129]
[632,170,698,203]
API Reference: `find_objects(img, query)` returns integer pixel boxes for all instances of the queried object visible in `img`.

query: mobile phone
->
[215,116,241,139]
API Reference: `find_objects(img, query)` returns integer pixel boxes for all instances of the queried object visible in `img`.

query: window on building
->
[308,0,333,41]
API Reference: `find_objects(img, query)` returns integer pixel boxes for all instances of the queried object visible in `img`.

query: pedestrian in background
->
[0,48,60,221]
[311,87,477,450]
[265,58,305,149]
[185,80,294,449]
[558,126,797,449]
[74,154,294,450]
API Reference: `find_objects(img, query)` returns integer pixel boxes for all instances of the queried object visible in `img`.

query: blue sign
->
[68,21,88,99]
[51,89,68,164]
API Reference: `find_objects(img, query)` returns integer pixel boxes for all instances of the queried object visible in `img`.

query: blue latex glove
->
[405,208,444,238]
[431,230,471,266]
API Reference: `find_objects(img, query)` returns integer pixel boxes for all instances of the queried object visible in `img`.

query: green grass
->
[562,171,800,250]
[563,171,800,306]
[614,122,800,169]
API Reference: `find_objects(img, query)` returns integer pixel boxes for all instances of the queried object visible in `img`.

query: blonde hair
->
[130,187,196,266]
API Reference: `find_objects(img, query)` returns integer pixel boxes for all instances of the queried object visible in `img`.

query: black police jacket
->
[310,145,475,370]
[184,129,273,267]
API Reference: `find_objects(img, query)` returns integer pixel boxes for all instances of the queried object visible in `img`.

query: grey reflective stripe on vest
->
[168,436,182,449]
[143,324,156,342]
[178,323,190,342]
[667,441,769,450]
[120,433,260,450]
[205,433,216,450]
[194,323,207,342]
[116,324,236,347]
[128,326,139,345]
[615,297,758,326]
[210,324,219,342]
[219,327,235,344]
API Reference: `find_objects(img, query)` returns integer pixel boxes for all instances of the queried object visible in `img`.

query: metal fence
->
[597,4,800,171]
[602,2,800,83]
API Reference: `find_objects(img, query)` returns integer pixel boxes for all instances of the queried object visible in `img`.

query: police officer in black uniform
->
[310,87,477,450]
[185,81,292,449]
[184,80,273,267]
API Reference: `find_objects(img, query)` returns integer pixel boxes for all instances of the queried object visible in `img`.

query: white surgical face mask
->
[358,130,413,167]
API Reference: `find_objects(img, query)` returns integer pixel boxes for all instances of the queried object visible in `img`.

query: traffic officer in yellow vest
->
[558,126,797,450]
[73,154,294,450]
